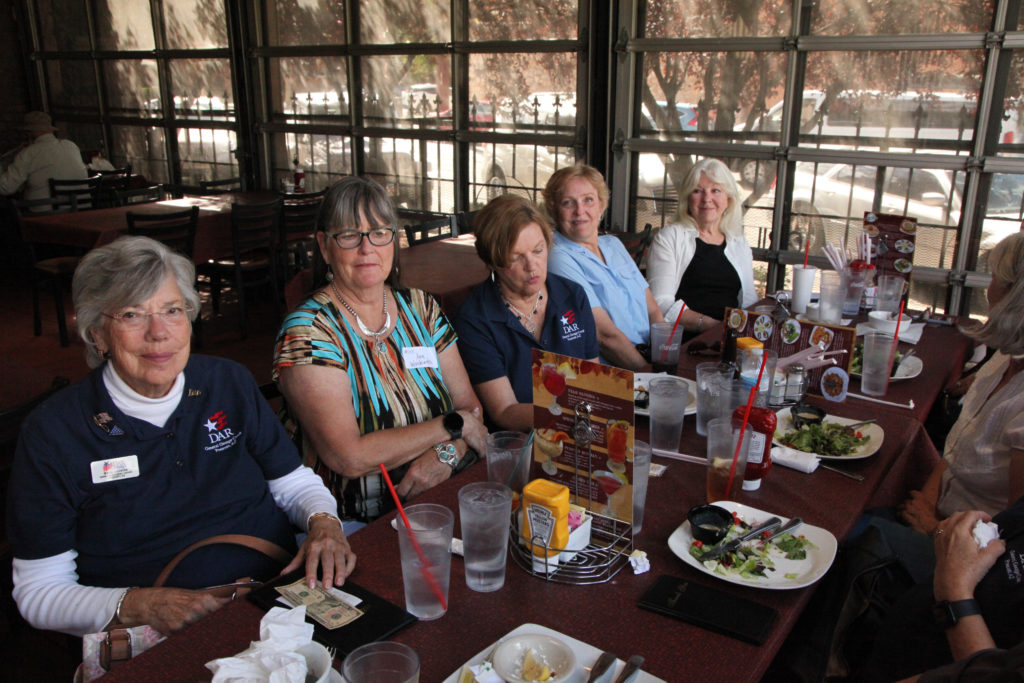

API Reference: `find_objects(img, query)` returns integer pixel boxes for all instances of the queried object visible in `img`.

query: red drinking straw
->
[724,351,768,497]
[659,303,687,363]
[378,463,448,610]
[803,239,810,267]
[889,299,906,367]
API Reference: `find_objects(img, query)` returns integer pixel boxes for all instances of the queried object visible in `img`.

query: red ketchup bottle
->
[732,403,777,491]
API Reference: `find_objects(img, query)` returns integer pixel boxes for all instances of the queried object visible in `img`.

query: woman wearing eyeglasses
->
[7,235,353,638]
[274,176,488,528]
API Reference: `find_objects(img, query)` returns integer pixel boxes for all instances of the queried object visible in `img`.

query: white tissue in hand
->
[771,446,820,474]
[972,520,1000,548]
[206,606,315,682]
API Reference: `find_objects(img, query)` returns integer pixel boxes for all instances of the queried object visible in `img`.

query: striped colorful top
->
[273,288,457,521]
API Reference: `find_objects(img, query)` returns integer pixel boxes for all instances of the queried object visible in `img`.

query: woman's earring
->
[490,270,495,282]
[325,266,334,282]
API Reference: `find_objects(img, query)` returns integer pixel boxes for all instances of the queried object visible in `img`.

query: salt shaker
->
[785,363,808,403]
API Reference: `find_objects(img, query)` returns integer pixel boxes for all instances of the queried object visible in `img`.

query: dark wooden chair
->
[198,198,283,337]
[11,197,82,347]
[125,206,199,258]
[48,176,102,210]
[198,177,242,194]
[92,166,132,207]
[116,184,165,206]
[404,215,458,245]
[279,189,325,281]
[613,223,654,271]
[454,210,478,235]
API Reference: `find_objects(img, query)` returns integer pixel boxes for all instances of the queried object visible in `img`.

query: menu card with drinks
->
[863,211,917,282]
[531,349,637,529]
[723,307,856,398]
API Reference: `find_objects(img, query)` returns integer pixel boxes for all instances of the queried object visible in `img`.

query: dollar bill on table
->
[275,579,364,630]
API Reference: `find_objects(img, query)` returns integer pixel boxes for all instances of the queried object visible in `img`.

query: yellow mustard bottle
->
[521,479,570,566]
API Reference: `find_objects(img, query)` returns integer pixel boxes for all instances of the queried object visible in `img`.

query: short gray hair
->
[962,231,1024,355]
[73,235,200,368]
[312,176,401,288]
[675,158,744,238]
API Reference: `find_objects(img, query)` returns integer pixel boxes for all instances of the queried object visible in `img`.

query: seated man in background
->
[0,111,88,202]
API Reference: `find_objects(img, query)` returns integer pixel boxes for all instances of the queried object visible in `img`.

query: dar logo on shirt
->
[203,410,241,452]
[560,309,585,342]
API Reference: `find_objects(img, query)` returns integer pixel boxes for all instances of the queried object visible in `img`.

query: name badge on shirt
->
[402,346,439,369]
[90,455,140,484]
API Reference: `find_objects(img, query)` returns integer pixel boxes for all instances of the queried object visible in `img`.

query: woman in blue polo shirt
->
[544,164,665,371]
[455,195,599,430]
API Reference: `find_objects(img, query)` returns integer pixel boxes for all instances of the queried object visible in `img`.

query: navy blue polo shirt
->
[7,355,299,589]
[455,273,599,403]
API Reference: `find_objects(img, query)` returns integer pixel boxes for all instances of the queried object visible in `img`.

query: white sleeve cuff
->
[268,465,339,530]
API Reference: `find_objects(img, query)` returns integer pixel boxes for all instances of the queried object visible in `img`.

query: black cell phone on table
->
[638,574,777,644]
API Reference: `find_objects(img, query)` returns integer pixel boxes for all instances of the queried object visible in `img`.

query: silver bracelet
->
[115,586,137,623]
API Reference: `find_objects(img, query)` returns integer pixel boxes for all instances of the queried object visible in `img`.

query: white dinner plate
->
[851,354,923,382]
[634,372,697,417]
[441,622,666,683]
[667,501,837,590]
[773,407,885,461]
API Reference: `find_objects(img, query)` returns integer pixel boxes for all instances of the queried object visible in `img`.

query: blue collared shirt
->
[548,231,652,348]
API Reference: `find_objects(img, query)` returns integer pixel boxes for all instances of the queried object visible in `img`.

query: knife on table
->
[586,650,618,683]
[696,516,781,562]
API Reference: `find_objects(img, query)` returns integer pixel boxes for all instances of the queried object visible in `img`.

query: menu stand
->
[508,398,634,584]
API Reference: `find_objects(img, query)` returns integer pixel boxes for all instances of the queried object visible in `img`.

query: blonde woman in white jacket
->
[647,158,757,337]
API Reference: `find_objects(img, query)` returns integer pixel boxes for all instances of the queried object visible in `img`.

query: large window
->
[615,0,1022,316]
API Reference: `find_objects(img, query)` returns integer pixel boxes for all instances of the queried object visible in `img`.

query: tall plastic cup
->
[706,417,751,503]
[861,331,895,397]
[485,431,531,494]
[458,482,513,592]
[650,321,683,374]
[632,440,651,534]
[791,265,818,314]
[397,504,453,621]
[819,271,844,325]
[695,361,735,436]
[877,275,905,315]
[648,376,690,452]
[342,642,420,683]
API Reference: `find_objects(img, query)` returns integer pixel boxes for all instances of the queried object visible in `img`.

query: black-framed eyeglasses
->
[328,227,396,249]
[103,304,194,330]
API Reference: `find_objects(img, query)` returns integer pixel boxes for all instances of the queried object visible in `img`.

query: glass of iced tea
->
[705,417,750,503]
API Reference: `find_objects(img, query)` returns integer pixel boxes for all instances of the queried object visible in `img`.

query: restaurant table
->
[18,191,279,263]
[400,233,488,315]
[97,320,972,682]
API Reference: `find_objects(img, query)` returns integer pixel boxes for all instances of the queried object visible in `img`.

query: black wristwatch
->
[932,599,981,629]
[442,411,463,440]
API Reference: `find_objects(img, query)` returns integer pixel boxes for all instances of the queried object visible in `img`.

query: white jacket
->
[0,133,88,201]
[646,222,758,321]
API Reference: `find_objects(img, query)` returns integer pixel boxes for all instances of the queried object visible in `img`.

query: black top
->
[676,238,742,320]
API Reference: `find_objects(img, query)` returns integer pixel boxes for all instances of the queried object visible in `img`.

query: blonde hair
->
[474,194,553,269]
[675,158,744,238]
[541,163,609,230]
[962,231,1024,354]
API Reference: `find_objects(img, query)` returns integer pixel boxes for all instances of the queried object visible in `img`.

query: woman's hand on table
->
[900,489,942,535]
[284,515,356,589]
[118,587,229,635]
[396,445,459,499]
[932,510,1005,602]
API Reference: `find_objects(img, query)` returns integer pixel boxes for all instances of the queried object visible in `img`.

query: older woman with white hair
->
[901,231,1024,535]
[7,235,354,638]
[646,158,757,337]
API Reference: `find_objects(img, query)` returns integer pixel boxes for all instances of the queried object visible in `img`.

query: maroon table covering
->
[97,318,969,682]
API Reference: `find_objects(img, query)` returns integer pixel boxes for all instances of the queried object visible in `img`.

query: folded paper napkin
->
[772,445,820,473]
[855,321,925,344]
[973,520,1000,548]
[206,605,316,682]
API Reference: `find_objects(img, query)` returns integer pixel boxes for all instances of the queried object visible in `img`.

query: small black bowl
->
[791,402,826,429]
[687,504,733,545]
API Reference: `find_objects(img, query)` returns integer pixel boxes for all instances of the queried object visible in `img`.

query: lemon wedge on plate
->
[521,649,551,681]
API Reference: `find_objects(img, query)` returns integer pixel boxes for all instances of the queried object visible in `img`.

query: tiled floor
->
[0,258,287,679]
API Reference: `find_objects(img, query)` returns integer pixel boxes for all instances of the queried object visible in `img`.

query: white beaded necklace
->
[331,282,391,354]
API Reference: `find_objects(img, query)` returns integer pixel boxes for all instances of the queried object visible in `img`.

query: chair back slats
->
[49,177,101,210]
[613,223,654,269]
[454,210,478,235]
[280,189,325,244]
[199,177,242,194]
[116,185,166,206]
[232,198,283,260]
[126,206,199,259]
[404,215,457,245]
